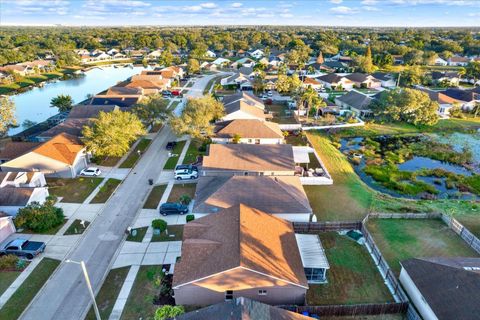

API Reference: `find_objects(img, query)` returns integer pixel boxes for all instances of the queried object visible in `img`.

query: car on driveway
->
[174,164,198,173]
[0,238,46,259]
[159,202,188,216]
[166,141,177,150]
[174,169,198,180]
[80,167,101,176]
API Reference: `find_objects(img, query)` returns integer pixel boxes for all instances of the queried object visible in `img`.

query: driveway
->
[20,72,222,320]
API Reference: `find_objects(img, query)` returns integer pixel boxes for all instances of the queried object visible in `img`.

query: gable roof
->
[345,73,379,83]
[318,73,345,84]
[372,72,395,82]
[193,176,312,215]
[203,144,295,172]
[224,100,267,119]
[31,133,84,165]
[173,204,308,288]
[67,105,118,119]
[401,258,480,320]
[0,142,41,160]
[417,87,458,105]
[431,71,460,81]
[0,187,35,206]
[37,119,90,139]
[442,88,478,102]
[336,90,373,110]
[90,96,141,108]
[238,66,254,75]
[214,119,283,139]
[105,86,143,96]
[303,77,321,85]
[222,92,264,108]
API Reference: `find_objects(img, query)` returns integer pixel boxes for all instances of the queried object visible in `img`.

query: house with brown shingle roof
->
[213,119,284,144]
[221,100,271,122]
[173,204,309,306]
[0,133,87,178]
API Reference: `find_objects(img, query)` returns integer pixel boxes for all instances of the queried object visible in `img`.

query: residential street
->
[20,73,220,320]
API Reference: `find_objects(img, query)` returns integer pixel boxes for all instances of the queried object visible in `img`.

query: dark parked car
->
[0,238,46,259]
[166,141,177,150]
[159,202,188,216]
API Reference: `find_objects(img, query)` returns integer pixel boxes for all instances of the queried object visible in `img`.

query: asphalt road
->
[21,72,220,320]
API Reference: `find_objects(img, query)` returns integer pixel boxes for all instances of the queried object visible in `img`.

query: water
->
[398,156,474,176]
[9,65,149,135]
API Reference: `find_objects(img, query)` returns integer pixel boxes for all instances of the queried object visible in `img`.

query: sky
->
[1,0,480,27]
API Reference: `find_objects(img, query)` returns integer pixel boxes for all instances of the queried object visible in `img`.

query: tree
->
[252,76,265,93]
[15,197,64,232]
[232,133,241,144]
[471,102,480,118]
[82,109,146,157]
[50,94,73,112]
[371,88,439,126]
[299,87,320,120]
[404,49,424,65]
[133,95,171,129]
[0,96,17,137]
[275,74,291,93]
[170,96,224,138]
[316,51,324,64]
[187,58,200,74]
[466,61,480,82]
[158,50,173,67]
[154,305,185,320]
[400,66,424,87]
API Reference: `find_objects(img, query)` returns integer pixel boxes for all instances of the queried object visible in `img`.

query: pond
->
[8,65,149,135]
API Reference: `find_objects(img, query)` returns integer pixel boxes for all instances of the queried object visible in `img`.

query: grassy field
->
[47,177,103,203]
[306,233,392,305]
[0,258,60,320]
[181,138,205,165]
[85,267,130,320]
[126,227,148,242]
[63,219,90,235]
[0,271,21,297]
[167,183,196,203]
[267,104,298,124]
[143,185,168,209]
[90,178,122,203]
[163,140,187,170]
[151,225,183,242]
[119,138,152,168]
[92,156,121,167]
[367,219,479,274]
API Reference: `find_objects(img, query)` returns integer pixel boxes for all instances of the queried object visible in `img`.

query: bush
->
[0,254,19,271]
[179,194,191,205]
[15,197,64,232]
[154,305,185,320]
[186,214,195,223]
[152,219,167,232]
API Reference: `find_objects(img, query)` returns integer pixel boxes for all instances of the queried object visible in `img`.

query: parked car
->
[159,202,188,216]
[162,90,172,96]
[0,238,46,259]
[80,167,101,176]
[166,141,177,150]
[267,91,273,97]
[174,164,198,173]
[174,169,198,180]
[171,90,182,96]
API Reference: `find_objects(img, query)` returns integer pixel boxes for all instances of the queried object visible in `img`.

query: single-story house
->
[322,61,349,73]
[448,56,470,67]
[0,214,16,243]
[317,73,354,90]
[124,79,170,94]
[192,175,313,221]
[431,71,461,86]
[372,72,397,88]
[90,95,142,109]
[202,144,295,176]
[212,119,284,144]
[442,88,478,111]
[212,57,230,66]
[222,92,265,110]
[230,58,255,69]
[0,64,33,76]
[0,186,49,216]
[205,50,216,58]
[249,49,264,59]
[221,100,270,122]
[302,77,323,90]
[0,133,87,178]
[335,90,373,117]
[400,257,480,320]
[173,204,308,306]
[0,171,46,188]
[106,86,144,96]
[433,57,448,66]
[417,87,458,116]
[345,73,381,89]
[147,50,162,59]
[220,72,251,88]
[36,119,91,142]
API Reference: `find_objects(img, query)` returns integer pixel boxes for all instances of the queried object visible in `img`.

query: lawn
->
[120,265,165,320]
[47,177,103,203]
[119,138,152,168]
[92,155,121,167]
[163,140,187,170]
[0,271,21,297]
[305,131,373,221]
[0,258,60,320]
[90,178,122,203]
[306,233,392,305]
[143,185,168,209]
[151,225,183,242]
[285,133,308,146]
[85,267,130,320]
[367,218,479,274]
[267,104,298,124]
[63,219,90,235]
[181,138,206,165]
[126,227,148,242]
[167,183,196,203]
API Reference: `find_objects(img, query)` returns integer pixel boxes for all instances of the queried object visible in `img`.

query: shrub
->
[179,194,191,205]
[154,305,185,320]
[186,214,195,222]
[0,254,19,271]
[15,197,64,232]
[152,219,167,232]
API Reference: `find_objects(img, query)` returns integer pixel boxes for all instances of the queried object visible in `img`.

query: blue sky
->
[1,0,480,27]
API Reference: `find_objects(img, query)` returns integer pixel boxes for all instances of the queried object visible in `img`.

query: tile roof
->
[193,176,312,215]
[214,119,283,139]
[203,144,295,172]
[173,204,308,288]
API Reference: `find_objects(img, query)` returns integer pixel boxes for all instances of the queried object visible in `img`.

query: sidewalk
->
[0,258,42,308]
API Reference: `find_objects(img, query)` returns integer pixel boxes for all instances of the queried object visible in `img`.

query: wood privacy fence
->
[280,302,408,317]
[292,221,361,233]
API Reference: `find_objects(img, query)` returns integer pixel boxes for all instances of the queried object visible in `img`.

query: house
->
[221,72,253,91]
[106,48,119,55]
[67,105,118,119]
[442,88,478,111]
[417,87,458,116]
[222,91,265,110]
[111,52,127,59]
[192,176,313,222]
[91,52,111,61]
[399,257,480,320]
[238,66,255,78]
[318,73,354,90]
[335,90,373,117]
[147,50,162,59]
[0,133,87,178]
[433,57,448,66]
[302,77,323,90]
[372,72,397,88]
[0,64,33,76]
[205,50,217,58]
[345,73,381,89]
[17,60,55,72]
[106,86,144,96]
[173,204,308,306]
[0,214,16,243]
[158,66,185,79]
[212,57,230,66]
[90,95,142,109]
[0,171,46,188]
[202,144,295,176]
[213,119,284,144]
[431,71,461,86]
[448,56,470,67]
[323,61,349,73]
[221,100,270,122]
[231,58,255,69]
[249,49,264,59]
[176,297,314,320]
[124,79,170,94]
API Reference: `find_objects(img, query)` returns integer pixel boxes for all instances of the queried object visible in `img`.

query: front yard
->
[0,271,21,297]
[144,185,168,209]
[167,183,196,203]
[181,139,206,165]
[119,138,152,168]
[367,218,479,274]
[90,178,122,203]
[63,219,90,235]
[163,140,187,170]
[47,177,103,203]
[151,225,183,242]
[306,232,392,305]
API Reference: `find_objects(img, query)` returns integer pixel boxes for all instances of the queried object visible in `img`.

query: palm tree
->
[299,87,320,121]
[50,94,73,112]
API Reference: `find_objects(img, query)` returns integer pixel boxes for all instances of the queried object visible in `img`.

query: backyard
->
[266,104,298,124]
[306,232,392,305]
[47,177,103,203]
[366,218,479,274]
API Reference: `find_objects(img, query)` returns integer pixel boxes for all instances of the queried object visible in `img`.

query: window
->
[258,290,267,296]
[248,139,252,143]
[244,172,248,176]
[304,268,326,283]
[255,139,260,144]
[225,290,233,301]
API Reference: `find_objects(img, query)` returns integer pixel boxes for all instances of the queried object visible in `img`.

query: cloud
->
[280,13,294,18]
[231,2,243,7]
[363,6,380,11]
[184,5,203,12]
[200,2,217,9]
[330,0,343,3]
[361,0,378,4]
[330,6,358,14]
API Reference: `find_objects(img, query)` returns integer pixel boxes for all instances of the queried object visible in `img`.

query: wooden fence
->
[281,302,408,317]
[293,221,362,233]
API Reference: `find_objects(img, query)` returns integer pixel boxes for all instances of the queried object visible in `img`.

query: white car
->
[80,167,101,176]
[267,91,273,97]
[174,170,198,180]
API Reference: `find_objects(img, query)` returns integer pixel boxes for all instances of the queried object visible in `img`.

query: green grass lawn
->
[126,227,148,242]
[151,225,183,242]
[181,139,206,165]
[367,219,479,274]
[85,267,130,320]
[306,233,392,305]
[143,185,168,209]
[92,156,121,167]
[63,219,90,235]
[167,183,196,203]
[17,219,67,235]
[267,104,298,124]
[0,258,60,320]
[0,271,21,297]
[119,138,152,168]
[90,178,122,203]
[47,177,103,203]
[163,140,187,170]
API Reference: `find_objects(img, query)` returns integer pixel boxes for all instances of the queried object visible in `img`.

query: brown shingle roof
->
[0,142,41,160]
[105,86,143,96]
[215,119,283,139]
[222,92,264,108]
[33,133,84,165]
[0,187,34,206]
[203,144,295,172]
[67,105,118,119]
[37,119,90,138]
[224,100,267,119]
[173,204,308,288]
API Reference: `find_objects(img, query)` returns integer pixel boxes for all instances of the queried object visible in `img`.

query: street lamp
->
[65,259,101,320]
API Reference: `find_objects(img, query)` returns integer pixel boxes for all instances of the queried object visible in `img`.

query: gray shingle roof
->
[336,90,373,111]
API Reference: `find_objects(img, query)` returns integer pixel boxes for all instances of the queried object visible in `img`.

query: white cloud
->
[231,2,243,7]
[257,13,274,18]
[361,0,378,4]
[184,5,203,12]
[363,6,380,11]
[280,13,294,18]
[330,0,343,3]
[467,12,480,16]
[201,2,217,9]
[330,6,358,14]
